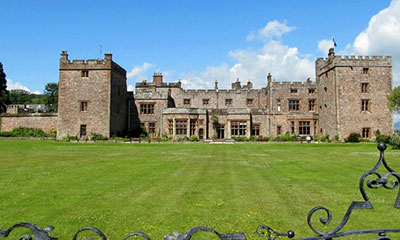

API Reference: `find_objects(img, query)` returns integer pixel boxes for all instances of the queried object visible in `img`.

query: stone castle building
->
[0,48,394,140]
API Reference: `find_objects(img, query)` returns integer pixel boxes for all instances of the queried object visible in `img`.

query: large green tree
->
[0,62,10,113]
[44,82,58,112]
[388,86,400,111]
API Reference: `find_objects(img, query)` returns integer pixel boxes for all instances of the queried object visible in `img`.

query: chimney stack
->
[60,50,69,62]
[153,72,163,85]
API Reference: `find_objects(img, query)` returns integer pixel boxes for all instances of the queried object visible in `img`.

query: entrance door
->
[199,128,204,139]
[217,125,225,139]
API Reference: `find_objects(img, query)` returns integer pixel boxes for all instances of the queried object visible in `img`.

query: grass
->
[0,140,400,240]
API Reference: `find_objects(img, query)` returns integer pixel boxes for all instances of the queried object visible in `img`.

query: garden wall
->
[0,113,58,133]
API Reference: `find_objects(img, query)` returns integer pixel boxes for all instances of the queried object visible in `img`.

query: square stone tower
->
[57,51,128,140]
[316,48,393,140]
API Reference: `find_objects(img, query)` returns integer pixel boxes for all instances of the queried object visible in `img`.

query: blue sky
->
[0,0,398,93]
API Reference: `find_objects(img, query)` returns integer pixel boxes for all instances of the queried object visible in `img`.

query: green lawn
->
[0,140,399,240]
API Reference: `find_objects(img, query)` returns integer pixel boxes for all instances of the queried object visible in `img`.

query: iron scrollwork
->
[0,143,399,240]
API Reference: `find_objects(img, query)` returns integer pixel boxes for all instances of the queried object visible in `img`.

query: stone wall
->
[316,49,393,140]
[57,51,113,139]
[0,113,57,132]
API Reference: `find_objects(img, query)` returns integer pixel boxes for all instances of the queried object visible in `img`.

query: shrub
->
[249,136,257,142]
[275,134,292,141]
[390,133,400,149]
[334,134,339,141]
[11,127,47,137]
[256,136,270,142]
[0,131,15,137]
[110,136,130,141]
[90,133,108,141]
[162,135,172,142]
[177,136,189,142]
[61,134,78,142]
[376,134,391,144]
[345,133,361,143]
[232,137,249,142]
[189,136,199,142]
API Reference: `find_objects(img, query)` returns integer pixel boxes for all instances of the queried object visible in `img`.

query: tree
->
[0,62,10,113]
[388,86,400,111]
[44,82,58,112]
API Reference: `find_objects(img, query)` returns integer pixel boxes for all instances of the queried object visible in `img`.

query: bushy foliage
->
[314,135,330,142]
[0,62,10,113]
[376,134,391,144]
[61,135,78,142]
[248,136,257,142]
[0,131,15,137]
[390,133,400,149]
[162,135,172,142]
[11,127,47,137]
[189,136,199,142]
[44,82,58,112]
[139,124,148,138]
[345,133,361,143]
[274,133,293,141]
[90,133,108,141]
[256,136,270,142]
[232,136,247,142]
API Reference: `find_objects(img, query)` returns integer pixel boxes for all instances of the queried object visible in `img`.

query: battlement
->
[270,80,316,87]
[59,51,126,75]
[316,49,392,71]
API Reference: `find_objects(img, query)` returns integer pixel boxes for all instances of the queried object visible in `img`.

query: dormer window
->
[290,89,298,94]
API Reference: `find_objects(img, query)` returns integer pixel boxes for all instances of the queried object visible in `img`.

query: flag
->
[332,37,337,47]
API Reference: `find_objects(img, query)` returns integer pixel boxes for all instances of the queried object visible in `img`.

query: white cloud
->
[127,85,134,92]
[6,79,41,94]
[127,62,154,80]
[353,0,400,85]
[179,21,313,89]
[247,20,295,41]
[318,39,335,55]
[6,79,31,92]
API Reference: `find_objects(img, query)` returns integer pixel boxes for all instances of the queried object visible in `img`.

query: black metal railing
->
[1,142,399,240]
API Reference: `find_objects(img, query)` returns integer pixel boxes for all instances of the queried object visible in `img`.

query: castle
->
[0,49,394,140]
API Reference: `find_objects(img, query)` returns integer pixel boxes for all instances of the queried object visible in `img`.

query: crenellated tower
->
[316,48,393,140]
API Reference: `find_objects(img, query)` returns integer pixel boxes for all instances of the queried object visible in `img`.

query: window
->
[361,100,370,112]
[140,104,154,114]
[363,68,369,75]
[184,99,191,105]
[202,99,209,105]
[80,124,87,137]
[362,128,370,138]
[231,121,247,136]
[299,121,311,135]
[247,98,253,106]
[290,89,298,94]
[361,83,369,93]
[81,70,89,77]
[251,124,260,136]
[225,99,232,106]
[148,122,155,134]
[277,126,282,136]
[308,89,315,94]
[175,120,187,135]
[277,100,281,111]
[309,99,315,111]
[190,119,196,136]
[324,86,328,92]
[291,121,295,135]
[289,100,300,111]
[168,120,173,135]
[81,101,88,112]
